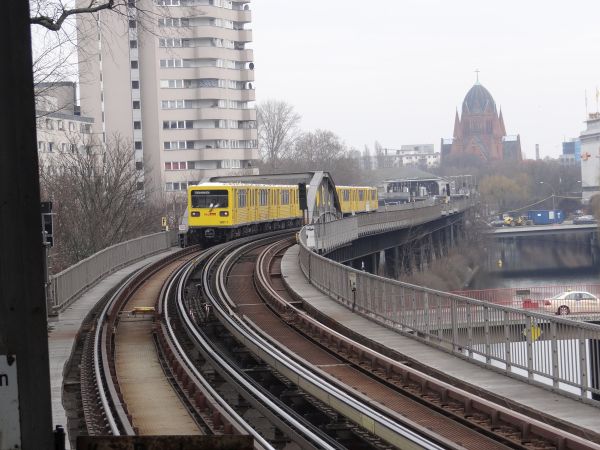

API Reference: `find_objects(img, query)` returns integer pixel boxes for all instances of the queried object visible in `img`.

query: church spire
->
[475,68,480,85]
[453,109,461,138]
[499,107,506,135]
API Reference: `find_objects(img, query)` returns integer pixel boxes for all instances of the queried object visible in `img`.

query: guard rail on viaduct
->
[297,203,600,405]
[48,231,178,314]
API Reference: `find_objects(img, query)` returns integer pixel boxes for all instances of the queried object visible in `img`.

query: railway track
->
[71,233,600,449]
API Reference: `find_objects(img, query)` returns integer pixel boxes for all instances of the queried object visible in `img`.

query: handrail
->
[296,209,600,405]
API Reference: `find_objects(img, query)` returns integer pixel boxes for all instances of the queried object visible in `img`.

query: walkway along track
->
[250,237,600,450]
[79,246,254,446]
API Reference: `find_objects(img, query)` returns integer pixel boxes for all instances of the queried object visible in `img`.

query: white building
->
[76,0,258,198]
[35,82,95,168]
[579,113,600,203]
[379,144,439,169]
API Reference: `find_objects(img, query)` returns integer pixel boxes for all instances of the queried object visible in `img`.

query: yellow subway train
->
[182,182,377,245]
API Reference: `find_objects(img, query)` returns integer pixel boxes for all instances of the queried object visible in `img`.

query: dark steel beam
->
[0,2,53,448]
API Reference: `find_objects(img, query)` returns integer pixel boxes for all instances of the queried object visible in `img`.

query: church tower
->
[442,76,522,163]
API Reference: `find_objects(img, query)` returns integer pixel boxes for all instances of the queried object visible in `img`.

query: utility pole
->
[0,2,54,448]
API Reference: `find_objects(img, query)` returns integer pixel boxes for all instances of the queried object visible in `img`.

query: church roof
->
[462,82,497,115]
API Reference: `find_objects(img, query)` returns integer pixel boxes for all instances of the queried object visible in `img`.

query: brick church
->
[441,78,522,163]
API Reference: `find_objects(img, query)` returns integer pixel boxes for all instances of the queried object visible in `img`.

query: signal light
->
[220,211,229,216]
[191,211,200,217]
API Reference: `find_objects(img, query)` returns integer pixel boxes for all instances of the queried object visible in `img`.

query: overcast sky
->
[251,1,600,159]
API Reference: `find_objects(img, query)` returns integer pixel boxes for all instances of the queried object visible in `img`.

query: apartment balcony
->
[162,147,258,161]
[159,67,254,82]
[173,5,252,23]
[159,108,256,121]
[160,127,256,141]
[160,46,253,62]
[158,86,254,102]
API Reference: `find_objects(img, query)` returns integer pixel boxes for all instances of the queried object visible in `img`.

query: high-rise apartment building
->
[77,0,258,197]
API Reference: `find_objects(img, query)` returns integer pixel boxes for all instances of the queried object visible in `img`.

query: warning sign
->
[0,354,20,450]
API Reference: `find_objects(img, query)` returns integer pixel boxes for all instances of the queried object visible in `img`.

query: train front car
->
[186,183,233,245]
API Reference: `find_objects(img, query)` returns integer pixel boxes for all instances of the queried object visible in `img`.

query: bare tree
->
[257,100,301,172]
[284,129,360,184]
[39,134,161,271]
[362,145,372,171]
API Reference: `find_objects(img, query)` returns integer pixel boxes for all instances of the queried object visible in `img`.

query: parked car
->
[489,219,505,227]
[573,215,597,225]
[541,291,600,315]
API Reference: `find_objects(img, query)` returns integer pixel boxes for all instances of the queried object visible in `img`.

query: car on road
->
[489,219,505,227]
[573,215,597,225]
[541,291,600,315]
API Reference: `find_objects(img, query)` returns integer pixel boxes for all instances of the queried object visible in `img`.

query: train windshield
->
[191,189,229,208]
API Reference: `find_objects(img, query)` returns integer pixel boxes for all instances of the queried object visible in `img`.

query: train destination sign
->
[0,354,20,450]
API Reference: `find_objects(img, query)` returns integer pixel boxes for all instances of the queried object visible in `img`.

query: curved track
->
[75,236,600,450]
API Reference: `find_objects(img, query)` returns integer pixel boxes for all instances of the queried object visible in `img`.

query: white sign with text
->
[0,355,20,450]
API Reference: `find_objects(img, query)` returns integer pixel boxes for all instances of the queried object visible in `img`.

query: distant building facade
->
[442,80,522,164]
[559,138,581,165]
[580,113,600,203]
[35,82,95,167]
[364,144,439,169]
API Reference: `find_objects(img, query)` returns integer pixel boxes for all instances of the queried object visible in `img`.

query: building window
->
[135,161,143,170]
[48,142,55,152]
[132,80,139,89]
[134,141,142,150]
[45,119,53,129]
[165,162,172,170]
[130,60,138,69]
[57,120,64,130]
[129,20,136,28]
[133,100,140,109]
[61,143,67,152]
[38,141,45,151]
[129,40,137,48]
[136,181,144,190]
[133,121,141,129]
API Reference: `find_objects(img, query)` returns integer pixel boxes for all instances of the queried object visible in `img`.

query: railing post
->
[451,298,459,352]
[525,317,534,381]
[484,307,491,365]
[580,334,589,400]
[550,321,559,390]
[504,310,512,373]
[423,292,430,340]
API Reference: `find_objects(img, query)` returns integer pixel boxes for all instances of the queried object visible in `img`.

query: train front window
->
[191,190,229,208]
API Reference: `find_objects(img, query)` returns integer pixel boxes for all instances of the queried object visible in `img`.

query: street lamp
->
[539,181,556,212]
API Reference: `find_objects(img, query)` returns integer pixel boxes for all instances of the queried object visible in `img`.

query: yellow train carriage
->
[186,183,302,244]
[336,186,378,215]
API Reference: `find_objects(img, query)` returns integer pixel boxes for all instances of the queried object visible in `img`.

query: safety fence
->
[298,229,600,403]
[309,198,471,254]
[50,231,178,313]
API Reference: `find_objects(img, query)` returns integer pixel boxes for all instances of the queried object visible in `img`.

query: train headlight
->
[191,211,200,217]
[220,211,229,217]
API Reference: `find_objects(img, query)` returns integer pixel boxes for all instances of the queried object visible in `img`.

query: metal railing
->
[50,231,177,313]
[310,198,471,254]
[297,227,600,404]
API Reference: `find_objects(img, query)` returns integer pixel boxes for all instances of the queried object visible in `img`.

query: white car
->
[542,291,600,315]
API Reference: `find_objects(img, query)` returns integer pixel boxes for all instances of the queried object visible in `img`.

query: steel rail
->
[189,239,345,450]
[256,239,600,450]
[93,271,138,436]
[160,250,272,449]
[209,236,450,450]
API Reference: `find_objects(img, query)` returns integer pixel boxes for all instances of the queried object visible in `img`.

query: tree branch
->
[30,0,115,31]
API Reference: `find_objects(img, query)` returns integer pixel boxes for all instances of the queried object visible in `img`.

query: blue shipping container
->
[527,210,564,225]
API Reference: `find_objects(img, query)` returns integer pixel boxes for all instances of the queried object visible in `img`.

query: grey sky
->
[251,1,600,159]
